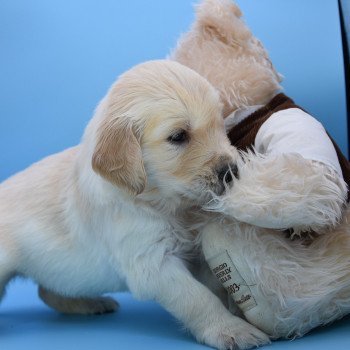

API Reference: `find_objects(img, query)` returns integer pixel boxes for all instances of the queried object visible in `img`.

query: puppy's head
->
[91,60,239,204]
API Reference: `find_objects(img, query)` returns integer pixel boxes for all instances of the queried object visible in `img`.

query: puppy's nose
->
[218,163,239,185]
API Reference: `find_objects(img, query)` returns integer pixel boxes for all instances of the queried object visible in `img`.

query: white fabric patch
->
[207,250,257,312]
[255,108,343,176]
[224,105,264,132]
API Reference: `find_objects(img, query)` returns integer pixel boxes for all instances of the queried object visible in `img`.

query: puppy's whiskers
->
[188,154,208,162]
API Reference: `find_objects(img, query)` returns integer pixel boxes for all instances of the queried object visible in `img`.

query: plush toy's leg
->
[201,213,350,339]
[38,286,119,315]
[210,153,347,234]
[201,221,276,337]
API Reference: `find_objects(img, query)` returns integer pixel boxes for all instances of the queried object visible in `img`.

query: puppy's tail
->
[170,0,282,116]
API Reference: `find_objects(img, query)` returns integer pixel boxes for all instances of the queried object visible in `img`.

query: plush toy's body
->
[227,93,348,185]
[223,93,349,233]
[203,94,350,338]
[171,0,350,340]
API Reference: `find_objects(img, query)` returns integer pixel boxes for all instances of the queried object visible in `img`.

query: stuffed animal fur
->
[171,0,350,340]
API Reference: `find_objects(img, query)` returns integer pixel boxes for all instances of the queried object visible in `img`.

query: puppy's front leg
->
[125,255,269,350]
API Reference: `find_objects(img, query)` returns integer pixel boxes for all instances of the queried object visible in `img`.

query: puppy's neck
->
[136,189,185,217]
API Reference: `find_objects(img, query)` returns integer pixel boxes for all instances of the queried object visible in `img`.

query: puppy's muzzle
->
[218,163,239,184]
[216,162,239,195]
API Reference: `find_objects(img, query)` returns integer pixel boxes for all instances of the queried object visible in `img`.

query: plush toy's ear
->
[92,117,146,195]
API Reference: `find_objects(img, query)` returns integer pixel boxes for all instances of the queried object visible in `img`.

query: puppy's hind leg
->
[38,287,119,315]
[0,251,17,303]
[0,272,15,303]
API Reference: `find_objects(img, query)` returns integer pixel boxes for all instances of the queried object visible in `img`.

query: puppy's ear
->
[92,118,146,195]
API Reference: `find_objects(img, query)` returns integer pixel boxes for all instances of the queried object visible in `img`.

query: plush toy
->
[171,0,350,340]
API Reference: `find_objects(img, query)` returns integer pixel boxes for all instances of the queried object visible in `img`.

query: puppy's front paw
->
[197,315,270,350]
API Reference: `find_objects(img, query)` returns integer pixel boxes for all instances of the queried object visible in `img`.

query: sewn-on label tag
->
[207,250,257,312]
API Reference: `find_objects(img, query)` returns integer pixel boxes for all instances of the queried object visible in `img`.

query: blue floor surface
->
[1,279,349,350]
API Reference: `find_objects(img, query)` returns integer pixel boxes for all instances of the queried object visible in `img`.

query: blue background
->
[0,0,349,349]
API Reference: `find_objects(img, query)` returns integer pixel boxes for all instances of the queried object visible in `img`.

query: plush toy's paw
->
[206,249,276,336]
[196,312,270,350]
[201,223,277,337]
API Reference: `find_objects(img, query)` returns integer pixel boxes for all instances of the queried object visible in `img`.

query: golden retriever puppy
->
[0,60,269,349]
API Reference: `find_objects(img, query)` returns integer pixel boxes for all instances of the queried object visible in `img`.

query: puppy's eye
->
[167,130,188,144]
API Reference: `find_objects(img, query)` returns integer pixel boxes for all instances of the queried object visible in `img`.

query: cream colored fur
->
[209,152,347,235]
[171,0,350,341]
[0,59,271,349]
[170,0,282,118]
